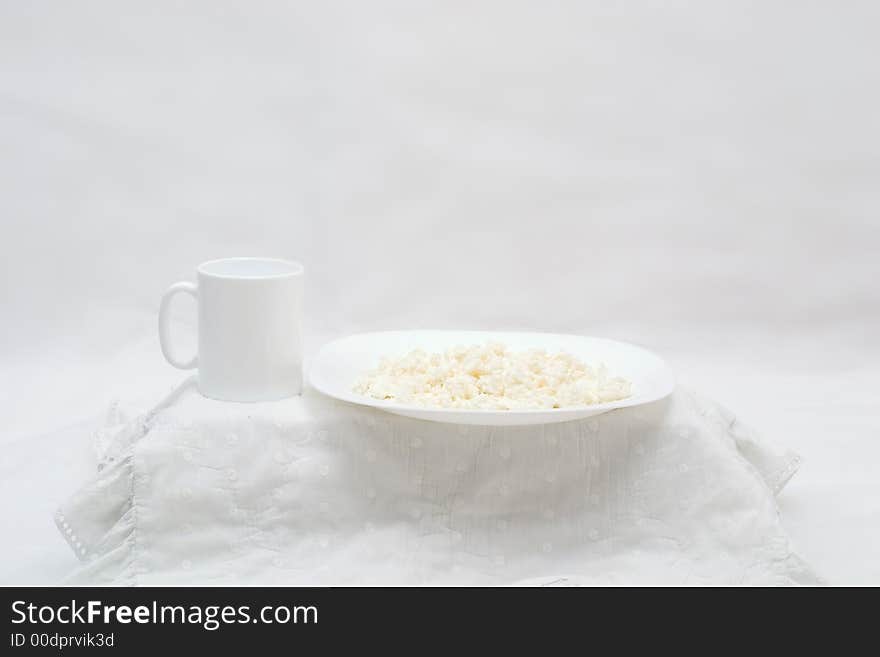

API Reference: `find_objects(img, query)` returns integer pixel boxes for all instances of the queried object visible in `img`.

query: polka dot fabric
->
[56,383,817,585]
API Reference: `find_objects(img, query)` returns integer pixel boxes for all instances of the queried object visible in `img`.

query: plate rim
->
[308,329,676,418]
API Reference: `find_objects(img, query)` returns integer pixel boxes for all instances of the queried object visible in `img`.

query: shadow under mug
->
[158,257,304,402]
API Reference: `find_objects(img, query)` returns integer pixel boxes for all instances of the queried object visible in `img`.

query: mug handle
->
[158,282,199,370]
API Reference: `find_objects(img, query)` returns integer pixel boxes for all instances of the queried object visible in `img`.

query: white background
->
[1,1,878,583]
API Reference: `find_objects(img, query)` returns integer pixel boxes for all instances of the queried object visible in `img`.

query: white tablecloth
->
[57,381,817,585]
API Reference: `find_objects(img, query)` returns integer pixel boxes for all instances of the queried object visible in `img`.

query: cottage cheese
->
[353,342,631,410]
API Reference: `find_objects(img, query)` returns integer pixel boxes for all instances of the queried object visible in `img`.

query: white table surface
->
[2,326,878,585]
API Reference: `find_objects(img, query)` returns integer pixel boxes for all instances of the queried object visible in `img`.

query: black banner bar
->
[0,586,848,651]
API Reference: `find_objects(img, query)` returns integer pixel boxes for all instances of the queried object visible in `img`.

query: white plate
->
[308,330,675,426]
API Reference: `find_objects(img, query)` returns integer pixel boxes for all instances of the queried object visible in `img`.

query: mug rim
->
[197,257,304,280]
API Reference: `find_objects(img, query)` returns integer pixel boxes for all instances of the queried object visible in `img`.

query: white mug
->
[158,257,304,402]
